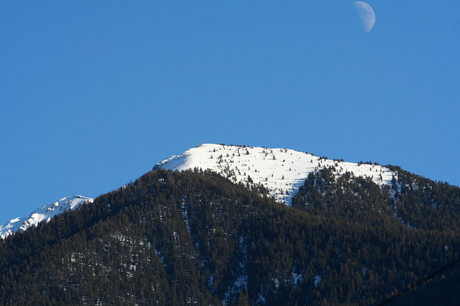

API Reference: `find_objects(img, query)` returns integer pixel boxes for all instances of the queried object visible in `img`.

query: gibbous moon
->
[353,1,375,33]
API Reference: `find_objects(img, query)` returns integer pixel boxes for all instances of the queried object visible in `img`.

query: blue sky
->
[1,1,459,219]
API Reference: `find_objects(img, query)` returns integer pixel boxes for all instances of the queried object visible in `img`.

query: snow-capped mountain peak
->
[1,144,396,239]
[155,144,397,205]
[0,195,93,239]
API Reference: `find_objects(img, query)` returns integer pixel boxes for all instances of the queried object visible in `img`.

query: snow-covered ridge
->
[0,144,396,239]
[0,195,93,239]
[155,144,397,206]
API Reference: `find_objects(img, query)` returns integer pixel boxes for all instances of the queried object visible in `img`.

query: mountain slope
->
[2,144,460,305]
[0,143,395,239]
[0,195,93,239]
[155,143,396,205]
[1,168,459,305]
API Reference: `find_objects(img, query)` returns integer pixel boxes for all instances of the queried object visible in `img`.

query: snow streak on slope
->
[0,195,93,239]
[155,144,397,206]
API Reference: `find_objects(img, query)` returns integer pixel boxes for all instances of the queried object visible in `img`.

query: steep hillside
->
[0,143,395,239]
[155,143,396,205]
[1,168,460,305]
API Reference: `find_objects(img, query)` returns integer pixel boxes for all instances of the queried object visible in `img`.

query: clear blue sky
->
[1,1,459,220]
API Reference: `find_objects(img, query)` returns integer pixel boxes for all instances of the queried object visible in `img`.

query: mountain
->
[154,143,397,206]
[1,144,460,305]
[0,195,93,239]
[1,143,395,238]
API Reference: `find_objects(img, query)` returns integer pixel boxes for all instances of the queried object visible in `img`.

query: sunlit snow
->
[1,144,397,239]
[156,143,397,206]
[0,195,93,239]
[314,275,322,288]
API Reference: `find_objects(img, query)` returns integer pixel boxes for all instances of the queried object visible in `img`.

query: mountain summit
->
[155,143,397,205]
[1,143,396,239]
[2,144,460,305]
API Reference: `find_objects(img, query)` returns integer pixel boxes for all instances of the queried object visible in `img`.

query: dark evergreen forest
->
[1,167,460,305]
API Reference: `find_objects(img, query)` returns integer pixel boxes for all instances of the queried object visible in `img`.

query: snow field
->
[0,195,93,239]
[1,143,397,239]
[156,144,397,206]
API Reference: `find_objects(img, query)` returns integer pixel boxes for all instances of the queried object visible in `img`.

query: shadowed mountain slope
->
[1,167,460,305]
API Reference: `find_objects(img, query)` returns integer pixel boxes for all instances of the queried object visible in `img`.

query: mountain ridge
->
[1,143,398,239]
[155,143,397,205]
[0,195,93,239]
[1,145,460,305]
[0,143,418,239]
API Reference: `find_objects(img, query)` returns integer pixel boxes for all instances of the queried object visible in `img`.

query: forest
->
[1,167,460,305]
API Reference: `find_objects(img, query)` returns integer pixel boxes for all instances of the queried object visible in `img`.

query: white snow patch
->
[0,195,93,239]
[256,291,266,304]
[155,144,397,206]
[234,273,247,289]
[292,270,302,287]
[180,197,192,235]
[407,221,414,230]
[154,248,165,264]
[314,275,322,288]
[0,217,26,239]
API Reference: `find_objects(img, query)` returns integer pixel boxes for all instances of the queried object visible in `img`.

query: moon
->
[353,1,375,33]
